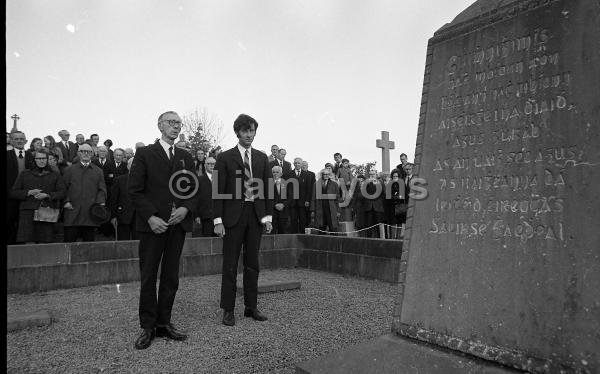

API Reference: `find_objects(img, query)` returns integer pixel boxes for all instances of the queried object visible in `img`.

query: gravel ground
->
[7,269,397,374]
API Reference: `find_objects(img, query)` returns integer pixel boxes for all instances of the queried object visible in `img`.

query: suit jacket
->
[57,141,78,164]
[195,174,214,220]
[92,158,119,188]
[362,179,386,213]
[109,174,135,224]
[213,146,273,228]
[303,170,316,205]
[128,141,198,233]
[311,179,340,231]
[286,170,309,207]
[7,149,35,190]
[272,178,293,217]
[269,159,292,177]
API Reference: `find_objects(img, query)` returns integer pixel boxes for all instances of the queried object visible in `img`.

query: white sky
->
[7,0,474,171]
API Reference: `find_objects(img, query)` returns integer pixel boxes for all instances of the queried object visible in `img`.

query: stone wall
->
[7,234,403,294]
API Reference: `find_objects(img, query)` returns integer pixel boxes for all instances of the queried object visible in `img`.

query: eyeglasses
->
[79,150,94,154]
[161,119,182,130]
[35,157,48,160]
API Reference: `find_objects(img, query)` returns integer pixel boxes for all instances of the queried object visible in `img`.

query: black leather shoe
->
[156,323,187,341]
[222,310,235,326]
[134,328,155,350]
[244,308,268,321]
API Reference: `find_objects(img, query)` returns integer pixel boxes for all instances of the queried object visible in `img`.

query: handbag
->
[394,203,408,216]
[33,204,60,223]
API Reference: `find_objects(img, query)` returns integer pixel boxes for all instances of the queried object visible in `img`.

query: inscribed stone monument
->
[395,0,600,372]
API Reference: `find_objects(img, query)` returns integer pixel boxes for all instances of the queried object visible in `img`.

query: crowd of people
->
[6,128,414,245]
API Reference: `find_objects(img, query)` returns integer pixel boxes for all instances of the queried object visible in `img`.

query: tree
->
[180,107,225,155]
[349,161,377,177]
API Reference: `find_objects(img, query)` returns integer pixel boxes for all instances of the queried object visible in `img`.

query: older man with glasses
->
[128,111,198,350]
[62,143,107,242]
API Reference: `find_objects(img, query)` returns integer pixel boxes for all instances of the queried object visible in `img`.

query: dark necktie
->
[65,142,69,150]
[168,146,173,161]
[18,150,23,159]
[296,170,300,177]
[244,150,253,199]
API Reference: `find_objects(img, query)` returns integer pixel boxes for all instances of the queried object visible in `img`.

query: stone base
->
[295,334,520,374]
[237,280,301,295]
[7,310,53,332]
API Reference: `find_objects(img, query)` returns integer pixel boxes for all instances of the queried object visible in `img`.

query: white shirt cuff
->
[261,215,272,224]
[213,217,223,225]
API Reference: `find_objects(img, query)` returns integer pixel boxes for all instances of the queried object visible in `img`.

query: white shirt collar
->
[206,172,212,181]
[237,143,252,161]
[159,139,174,158]
[14,148,24,157]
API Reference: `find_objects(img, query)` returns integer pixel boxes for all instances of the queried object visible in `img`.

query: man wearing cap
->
[62,143,107,242]
[128,111,197,350]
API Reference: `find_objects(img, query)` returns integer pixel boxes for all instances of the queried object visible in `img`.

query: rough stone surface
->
[236,280,301,295]
[295,334,520,374]
[397,0,600,372]
[7,310,53,332]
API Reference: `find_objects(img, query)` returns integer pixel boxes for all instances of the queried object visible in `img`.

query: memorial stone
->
[395,0,600,372]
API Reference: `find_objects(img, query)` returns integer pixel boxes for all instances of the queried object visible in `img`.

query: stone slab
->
[7,243,70,268]
[396,0,600,372]
[295,334,518,374]
[7,310,53,332]
[236,280,301,295]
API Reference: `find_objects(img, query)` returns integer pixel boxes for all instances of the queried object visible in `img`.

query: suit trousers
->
[64,226,96,242]
[220,202,262,311]
[116,223,137,240]
[272,209,289,234]
[289,204,307,234]
[138,225,185,329]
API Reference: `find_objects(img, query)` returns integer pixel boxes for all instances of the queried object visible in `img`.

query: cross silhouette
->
[11,114,20,132]
[376,131,395,173]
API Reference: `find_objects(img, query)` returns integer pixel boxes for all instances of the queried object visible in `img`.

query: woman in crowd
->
[10,148,66,244]
[47,152,61,174]
[385,169,406,239]
[44,135,64,166]
[194,149,206,176]
[26,137,44,169]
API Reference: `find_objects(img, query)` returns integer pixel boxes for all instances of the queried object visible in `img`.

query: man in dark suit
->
[56,130,78,168]
[287,157,309,233]
[332,152,343,176]
[213,114,273,326]
[362,169,386,238]
[271,165,292,234]
[194,156,217,237]
[268,148,292,177]
[93,145,118,238]
[6,131,33,244]
[112,148,129,178]
[109,157,136,240]
[301,160,316,229]
[128,111,198,350]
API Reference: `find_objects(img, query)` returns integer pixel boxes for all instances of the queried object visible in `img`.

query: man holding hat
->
[62,143,107,242]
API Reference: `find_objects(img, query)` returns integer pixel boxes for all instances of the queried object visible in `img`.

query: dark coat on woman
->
[10,168,66,242]
[62,162,107,227]
[11,168,66,209]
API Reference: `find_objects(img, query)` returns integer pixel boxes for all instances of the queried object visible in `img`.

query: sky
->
[7,0,474,172]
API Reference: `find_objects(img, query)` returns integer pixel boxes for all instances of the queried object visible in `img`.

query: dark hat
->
[90,203,111,225]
